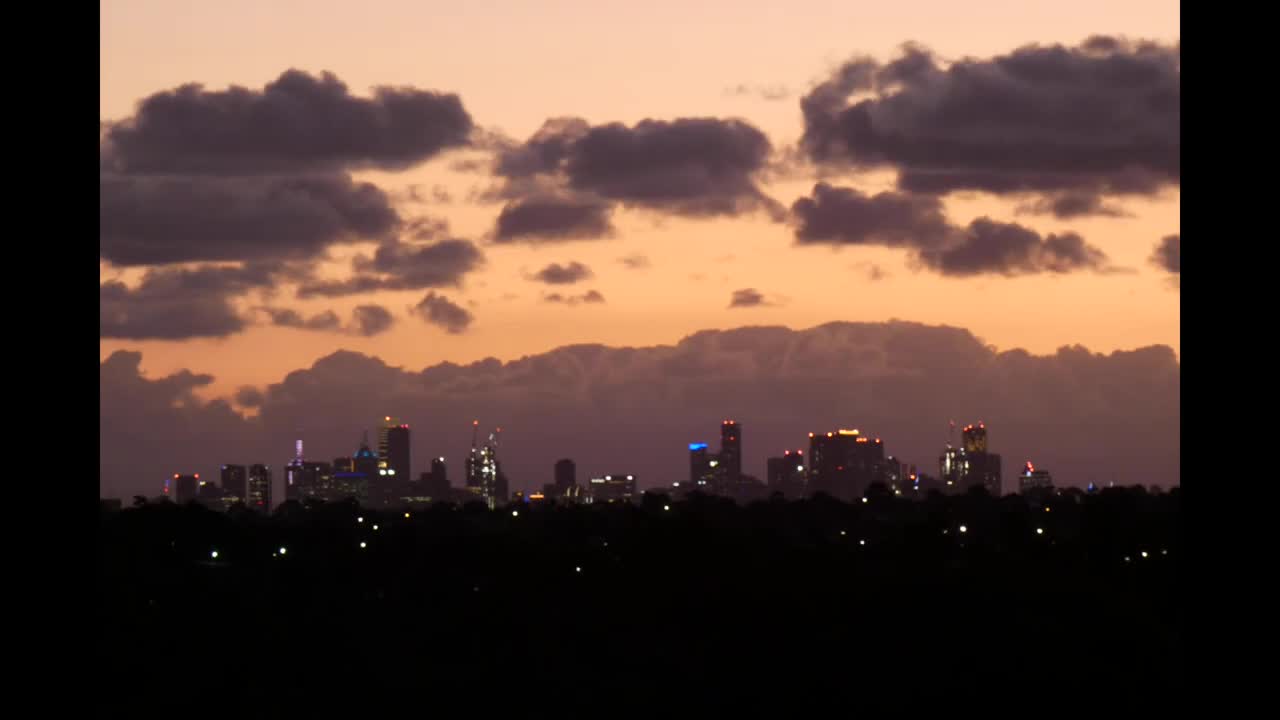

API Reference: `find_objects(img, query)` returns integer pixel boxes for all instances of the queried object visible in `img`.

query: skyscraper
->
[688,444,715,490]
[587,474,637,504]
[354,433,383,505]
[384,422,411,479]
[766,449,806,498]
[432,457,448,487]
[554,458,576,492]
[285,437,306,502]
[1019,461,1053,497]
[466,423,506,509]
[220,464,247,502]
[719,421,742,485]
[172,474,198,504]
[247,464,272,511]
[940,423,1002,496]
[808,430,885,501]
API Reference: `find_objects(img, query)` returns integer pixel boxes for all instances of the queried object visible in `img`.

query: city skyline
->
[99,2,1179,505]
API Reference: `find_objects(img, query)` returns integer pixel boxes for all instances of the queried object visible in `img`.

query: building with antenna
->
[466,422,509,509]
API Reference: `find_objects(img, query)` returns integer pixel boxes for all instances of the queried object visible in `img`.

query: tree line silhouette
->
[100,485,1179,714]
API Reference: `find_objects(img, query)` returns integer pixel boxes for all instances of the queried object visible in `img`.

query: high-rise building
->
[385,422,412,479]
[332,457,354,473]
[466,424,506,509]
[353,433,383,505]
[1019,461,1053,496]
[587,474,637,504]
[220,465,247,502]
[247,465,272,511]
[940,423,1002,496]
[766,449,807,498]
[554,459,576,492]
[172,474,199,504]
[285,437,307,503]
[688,444,716,490]
[808,430,885,501]
[719,421,742,485]
[432,457,448,488]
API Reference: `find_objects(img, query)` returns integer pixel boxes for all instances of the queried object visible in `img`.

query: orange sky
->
[100,0,1180,399]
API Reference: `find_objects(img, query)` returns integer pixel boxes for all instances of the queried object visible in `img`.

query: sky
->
[100,1,1180,501]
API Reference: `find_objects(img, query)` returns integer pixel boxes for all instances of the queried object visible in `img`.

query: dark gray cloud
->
[100,321,1179,502]
[792,182,953,248]
[493,196,616,243]
[544,290,606,305]
[801,38,1179,202]
[790,183,1110,276]
[918,219,1109,277]
[261,304,394,336]
[1151,234,1180,274]
[101,69,473,175]
[729,288,767,308]
[100,263,280,339]
[101,172,399,266]
[351,304,395,336]
[619,254,651,269]
[234,386,266,408]
[491,116,783,228]
[531,261,593,285]
[412,291,473,333]
[263,307,341,331]
[296,238,484,298]
[1016,191,1128,219]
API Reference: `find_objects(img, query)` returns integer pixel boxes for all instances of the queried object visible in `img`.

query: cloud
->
[725,84,792,101]
[350,304,395,336]
[492,116,783,222]
[619,254,651,269]
[100,321,1180,502]
[492,196,616,243]
[296,238,484,298]
[100,263,280,339]
[530,261,593,285]
[544,290,606,306]
[234,386,266,408]
[729,288,768,308]
[412,291,473,333]
[101,69,473,175]
[792,182,953,248]
[800,38,1179,203]
[791,183,1111,276]
[917,219,1110,276]
[1150,234,1180,274]
[260,304,395,336]
[100,172,400,267]
[1015,191,1129,219]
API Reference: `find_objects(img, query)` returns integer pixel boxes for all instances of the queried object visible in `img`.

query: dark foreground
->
[100,488,1179,715]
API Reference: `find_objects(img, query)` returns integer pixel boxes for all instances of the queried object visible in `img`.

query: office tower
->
[688,444,716,490]
[220,464,247,502]
[248,465,272,511]
[332,457,354,473]
[354,433,382,505]
[808,429,885,502]
[467,424,505,509]
[719,421,742,484]
[377,416,410,475]
[963,424,988,453]
[766,449,807,498]
[1019,461,1054,496]
[940,423,1003,496]
[554,459,576,492]
[172,474,199,504]
[285,437,306,502]
[587,474,637,504]
[432,457,448,488]
[385,422,411,479]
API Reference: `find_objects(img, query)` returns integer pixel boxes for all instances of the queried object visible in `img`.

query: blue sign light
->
[688,443,708,451]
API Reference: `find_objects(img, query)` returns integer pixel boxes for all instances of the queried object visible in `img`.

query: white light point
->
[210,550,219,559]
[959,525,968,534]
[360,542,367,549]
[279,547,287,555]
